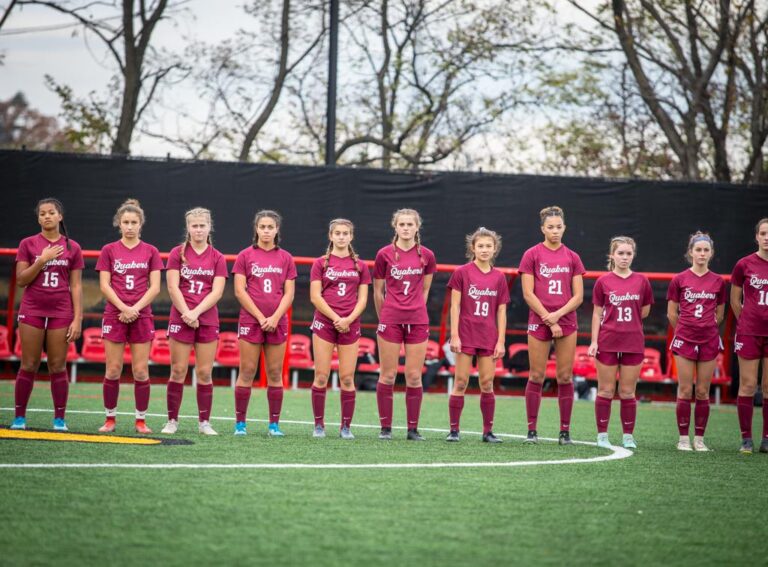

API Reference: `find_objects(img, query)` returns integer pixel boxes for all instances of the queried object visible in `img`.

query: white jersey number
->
[474,301,489,317]
[189,280,204,295]
[403,281,411,296]
[337,282,347,296]
[125,275,135,290]
[264,279,272,293]
[693,304,704,318]
[759,290,768,306]
[548,280,562,295]
[617,307,632,322]
[42,271,59,288]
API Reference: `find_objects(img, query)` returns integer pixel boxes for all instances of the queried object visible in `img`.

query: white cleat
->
[198,421,218,436]
[161,419,178,434]
[693,436,709,452]
[596,432,612,449]
[339,427,355,440]
[622,433,637,449]
[677,436,693,451]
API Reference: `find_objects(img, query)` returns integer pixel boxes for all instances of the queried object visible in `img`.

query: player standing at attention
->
[446,227,509,443]
[519,206,585,445]
[588,236,653,449]
[309,219,371,440]
[232,210,296,436]
[161,208,228,436]
[11,198,84,432]
[667,232,726,452]
[96,199,163,433]
[374,208,437,441]
[730,218,768,454]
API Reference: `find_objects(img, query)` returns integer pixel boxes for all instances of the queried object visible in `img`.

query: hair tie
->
[692,235,712,245]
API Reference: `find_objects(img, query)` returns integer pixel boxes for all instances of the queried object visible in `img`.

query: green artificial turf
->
[1,382,766,566]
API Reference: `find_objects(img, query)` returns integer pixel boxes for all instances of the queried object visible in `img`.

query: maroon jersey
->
[667,269,726,342]
[373,244,437,325]
[519,243,586,328]
[232,246,297,323]
[95,240,163,318]
[447,263,510,351]
[731,253,768,336]
[310,254,372,318]
[592,272,654,354]
[166,244,229,327]
[16,234,85,318]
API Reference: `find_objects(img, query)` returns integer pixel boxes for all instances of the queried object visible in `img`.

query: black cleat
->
[759,439,768,454]
[379,427,392,440]
[482,432,502,443]
[523,429,538,444]
[407,428,425,441]
[445,430,460,442]
[740,438,754,454]
[558,431,573,445]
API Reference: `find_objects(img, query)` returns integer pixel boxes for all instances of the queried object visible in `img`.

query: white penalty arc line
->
[0,407,633,469]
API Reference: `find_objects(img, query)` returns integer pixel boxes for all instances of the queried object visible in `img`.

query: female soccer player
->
[667,232,726,452]
[373,208,436,441]
[519,206,585,445]
[11,198,84,432]
[161,207,228,436]
[446,227,509,443]
[96,199,163,434]
[309,218,371,440]
[730,217,768,454]
[588,236,653,449]
[232,210,296,436]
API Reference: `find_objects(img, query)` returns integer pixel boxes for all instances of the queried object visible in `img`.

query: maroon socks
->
[694,398,709,437]
[525,381,542,430]
[14,369,35,418]
[340,389,355,429]
[595,395,611,433]
[234,385,251,422]
[49,371,69,420]
[134,380,150,417]
[449,395,464,431]
[196,383,213,422]
[480,392,495,435]
[558,382,574,432]
[377,382,394,429]
[311,386,327,427]
[737,395,753,439]
[103,378,120,415]
[620,397,637,434]
[676,397,692,436]
[267,386,283,424]
[405,386,423,430]
[166,381,184,421]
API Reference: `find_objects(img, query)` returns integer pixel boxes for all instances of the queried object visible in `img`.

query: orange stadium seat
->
[0,325,13,359]
[214,331,240,387]
[288,334,314,389]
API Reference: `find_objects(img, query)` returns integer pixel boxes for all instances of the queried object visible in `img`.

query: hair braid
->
[392,234,399,262]
[414,231,425,266]
[348,243,362,273]
[323,241,333,271]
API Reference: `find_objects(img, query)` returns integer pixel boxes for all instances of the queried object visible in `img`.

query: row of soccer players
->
[9,199,768,453]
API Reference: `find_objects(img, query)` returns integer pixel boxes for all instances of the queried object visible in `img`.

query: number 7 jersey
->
[374,244,437,325]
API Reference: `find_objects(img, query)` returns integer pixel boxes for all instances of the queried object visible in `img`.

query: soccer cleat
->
[558,431,573,446]
[268,422,285,437]
[406,429,425,441]
[692,436,709,452]
[482,432,503,443]
[135,420,152,434]
[379,427,392,440]
[739,438,754,454]
[198,421,218,436]
[339,427,355,440]
[161,419,178,434]
[234,421,247,435]
[10,417,26,430]
[622,433,637,449]
[98,418,116,433]
[523,430,538,444]
[52,418,68,432]
[445,430,460,442]
[677,436,692,451]
[313,425,326,438]
[760,439,768,454]
[596,432,611,449]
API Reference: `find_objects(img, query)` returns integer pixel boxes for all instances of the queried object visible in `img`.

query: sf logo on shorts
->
[735,341,743,351]
[239,326,250,336]
[311,320,324,331]
[672,339,684,349]
[168,324,182,334]
[102,325,112,334]
[377,324,387,333]
[528,324,539,332]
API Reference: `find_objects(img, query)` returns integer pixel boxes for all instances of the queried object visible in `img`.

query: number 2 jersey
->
[16,234,85,318]
[232,246,297,324]
[731,253,768,337]
[96,240,164,319]
[592,272,654,354]
[666,269,726,342]
[310,254,372,318]
[373,244,437,325]
[166,244,229,327]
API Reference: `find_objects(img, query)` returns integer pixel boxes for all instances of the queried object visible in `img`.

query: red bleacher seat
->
[215,331,240,367]
[640,347,665,382]
[288,334,314,371]
[149,329,172,365]
[572,345,597,379]
[357,336,379,374]
[80,327,132,364]
[0,325,12,359]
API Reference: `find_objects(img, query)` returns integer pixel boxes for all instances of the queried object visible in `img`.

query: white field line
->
[0,407,633,469]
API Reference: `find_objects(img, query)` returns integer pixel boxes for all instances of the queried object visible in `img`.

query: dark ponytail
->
[36,197,70,250]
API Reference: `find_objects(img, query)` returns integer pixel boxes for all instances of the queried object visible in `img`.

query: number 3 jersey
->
[666,269,726,342]
[731,253,768,336]
[166,244,229,327]
[16,234,85,318]
[96,240,164,318]
[310,254,372,318]
[518,243,586,328]
[447,262,510,350]
[232,246,297,323]
[592,272,654,354]
[374,244,437,325]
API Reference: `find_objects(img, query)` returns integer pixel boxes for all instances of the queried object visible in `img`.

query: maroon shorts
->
[168,323,219,345]
[17,313,71,330]
[670,335,722,362]
[377,323,429,345]
[461,346,494,357]
[595,350,644,366]
[311,313,361,346]
[527,323,576,342]
[102,317,155,344]
[238,317,288,345]
[734,334,768,360]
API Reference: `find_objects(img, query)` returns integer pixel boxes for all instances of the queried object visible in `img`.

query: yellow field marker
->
[0,429,162,445]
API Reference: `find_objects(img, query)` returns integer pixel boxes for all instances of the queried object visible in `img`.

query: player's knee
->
[528,370,545,383]
[405,372,422,387]
[170,363,188,382]
[196,372,212,385]
[479,380,494,394]
[740,383,757,397]
[453,378,468,394]
[313,372,329,389]
[556,371,572,384]
[339,374,354,390]
[677,385,693,399]
[239,363,257,379]
[133,369,149,382]
[695,388,709,400]
[104,364,122,380]
[618,387,635,399]
[21,360,41,373]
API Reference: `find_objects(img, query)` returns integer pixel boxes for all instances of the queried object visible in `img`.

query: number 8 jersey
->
[96,240,163,318]
[233,246,297,322]
[592,272,654,354]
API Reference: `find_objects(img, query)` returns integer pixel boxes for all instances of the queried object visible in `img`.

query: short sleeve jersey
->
[16,234,85,318]
[166,244,229,327]
[96,240,164,318]
[373,244,437,325]
[232,246,297,323]
[447,263,510,351]
[592,272,654,354]
[731,253,768,336]
[518,243,586,328]
[666,269,726,342]
[310,254,372,318]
